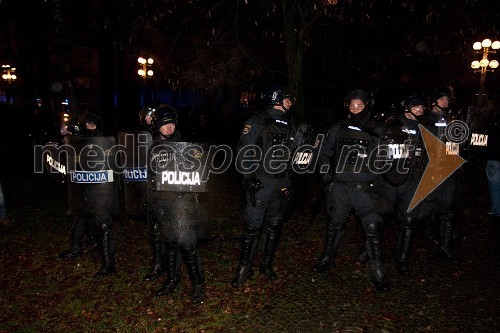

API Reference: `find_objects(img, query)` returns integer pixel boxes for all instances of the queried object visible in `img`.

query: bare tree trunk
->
[281,0,319,124]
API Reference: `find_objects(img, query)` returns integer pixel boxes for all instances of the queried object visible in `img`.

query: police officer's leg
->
[435,176,459,259]
[312,183,350,273]
[94,213,115,277]
[259,218,282,279]
[231,208,262,287]
[144,216,166,281]
[178,231,205,304]
[363,215,389,292]
[394,182,419,274]
[439,212,454,259]
[259,182,291,280]
[155,240,182,297]
[83,217,99,255]
[59,215,85,259]
[354,190,389,292]
[394,217,416,275]
[231,182,270,288]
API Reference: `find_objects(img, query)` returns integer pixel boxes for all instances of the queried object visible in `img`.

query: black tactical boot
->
[181,244,205,304]
[94,224,116,278]
[155,242,181,297]
[259,219,283,280]
[356,247,369,265]
[58,243,83,259]
[59,216,85,259]
[144,222,166,281]
[394,218,414,275]
[231,224,257,287]
[83,217,99,254]
[439,214,454,259]
[312,219,343,273]
[367,225,389,292]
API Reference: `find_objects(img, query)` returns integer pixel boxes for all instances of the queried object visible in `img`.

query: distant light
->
[492,41,500,50]
[138,57,146,64]
[147,58,154,65]
[482,39,492,48]
[479,58,490,67]
[138,69,145,77]
[490,60,499,69]
[147,70,154,77]
[473,42,482,50]
[471,61,480,69]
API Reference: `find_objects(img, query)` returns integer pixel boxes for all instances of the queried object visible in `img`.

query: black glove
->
[246,176,263,208]
[246,176,263,193]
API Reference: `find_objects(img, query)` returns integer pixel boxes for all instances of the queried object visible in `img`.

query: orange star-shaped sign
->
[407,124,466,212]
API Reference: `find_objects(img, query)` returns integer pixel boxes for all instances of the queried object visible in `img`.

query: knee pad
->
[266,219,283,233]
[365,221,382,238]
[178,243,197,256]
[331,211,349,226]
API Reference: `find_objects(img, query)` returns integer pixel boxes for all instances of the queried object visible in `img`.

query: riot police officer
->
[231,88,296,288]
[58,114,102,259]
[149,105,205,304]
[421,86,463,259]
[142,105,181,282]
[383,94,428,274]
[313,89,390,292]
[60,113,119,278]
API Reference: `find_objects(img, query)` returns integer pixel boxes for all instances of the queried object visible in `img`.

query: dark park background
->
[1,0,500,332]
[1,0,499,137]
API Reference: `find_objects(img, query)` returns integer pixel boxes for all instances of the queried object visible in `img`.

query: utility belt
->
[335,177,381,190]
[336,177,392,215]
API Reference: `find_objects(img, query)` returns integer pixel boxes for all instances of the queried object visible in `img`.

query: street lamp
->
[137,57,154,105]
[137,57,154,79]
[2,64,17,104]
[470,38,499,110]
[2,64,17,84]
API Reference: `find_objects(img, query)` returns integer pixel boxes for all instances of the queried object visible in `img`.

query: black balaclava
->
[349,107,371,124]
[345,89,372,124]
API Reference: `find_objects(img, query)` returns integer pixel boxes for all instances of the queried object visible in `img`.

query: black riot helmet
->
[270,88,293,105]
[268,88,294,114]
[431,86,455,105]
[401,94,427,120]
[152,104,178,129]
[139,103,159,127]
[344,89,374,109]
[77,113,103,137]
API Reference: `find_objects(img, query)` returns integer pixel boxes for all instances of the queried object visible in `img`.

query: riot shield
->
[147,142,210,242]
[118,131,152,217]
[65,135,120,216]
[380,117,412,186]
[290,123,320,174]
[40,141,68,184]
